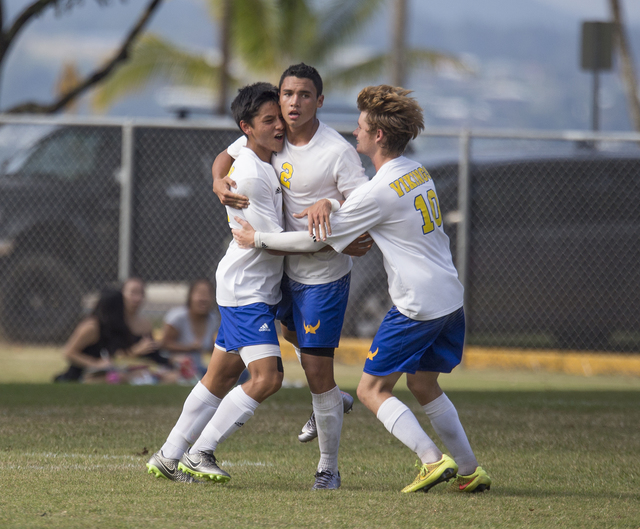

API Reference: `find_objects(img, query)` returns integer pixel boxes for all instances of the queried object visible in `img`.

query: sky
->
[1,0,639,126]
[537,0,640,22]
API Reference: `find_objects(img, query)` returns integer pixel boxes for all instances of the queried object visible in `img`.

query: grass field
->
[1,360,639,529]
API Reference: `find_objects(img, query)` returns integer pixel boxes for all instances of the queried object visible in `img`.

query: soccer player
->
[211,63,370,490]
[232,85,492,494]
[147,82,287,484]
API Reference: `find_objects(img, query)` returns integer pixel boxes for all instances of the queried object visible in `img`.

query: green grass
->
[1,379,639,528]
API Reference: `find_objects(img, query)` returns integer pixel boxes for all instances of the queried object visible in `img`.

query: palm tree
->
[93,0,463,114]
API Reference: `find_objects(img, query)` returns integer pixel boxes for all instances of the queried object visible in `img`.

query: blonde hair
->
[356,85,424,156]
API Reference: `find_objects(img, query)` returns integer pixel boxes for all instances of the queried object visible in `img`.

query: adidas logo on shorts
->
[259,323,270,332]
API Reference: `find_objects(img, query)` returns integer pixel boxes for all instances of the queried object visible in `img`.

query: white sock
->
[161,381,222,460]
[190,385,259,454]
[294,346,302,364]
[313,386,343,473]
[377,397,442,464]
[423,393,478,475]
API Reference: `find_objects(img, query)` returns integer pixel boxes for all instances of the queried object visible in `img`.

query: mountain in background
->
[1,0,639,131]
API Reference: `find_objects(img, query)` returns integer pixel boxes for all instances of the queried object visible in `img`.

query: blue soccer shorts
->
[364,307,465,376]
[276,273,350,349]
[215,303,280,352]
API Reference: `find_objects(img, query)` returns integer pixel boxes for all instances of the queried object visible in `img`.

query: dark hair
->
[231,82,280,134]
[92,287,137,353]
[186,278,214,309]
[279,63,323,97]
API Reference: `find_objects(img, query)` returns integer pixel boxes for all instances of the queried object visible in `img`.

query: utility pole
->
[609,0,640,132]
[391,0,407,87]
[217,0,232,115]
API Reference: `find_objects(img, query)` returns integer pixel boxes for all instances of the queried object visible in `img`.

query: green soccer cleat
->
[450,466,492,493]
[146,451,202,483]
[401,454,458,493]
[178,450,231,483]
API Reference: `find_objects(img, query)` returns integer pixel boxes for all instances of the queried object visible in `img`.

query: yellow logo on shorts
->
[303,320,320,334]
[367,348,378,361]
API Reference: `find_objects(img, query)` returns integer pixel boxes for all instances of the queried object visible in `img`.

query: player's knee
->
[356,381,372,409]
[249,370,283,398]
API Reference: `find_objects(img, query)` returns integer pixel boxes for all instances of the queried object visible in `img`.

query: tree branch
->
[7,0,164,114]
[5,0,59,47]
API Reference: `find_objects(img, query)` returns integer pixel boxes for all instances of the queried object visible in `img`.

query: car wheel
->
[0,255,84,343]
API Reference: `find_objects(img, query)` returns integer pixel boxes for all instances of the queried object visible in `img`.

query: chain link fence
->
[0,116,639,353]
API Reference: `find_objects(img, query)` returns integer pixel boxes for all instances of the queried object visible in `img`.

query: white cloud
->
[21,33,121,63]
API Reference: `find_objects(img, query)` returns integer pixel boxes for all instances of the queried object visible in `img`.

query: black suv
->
[0,124,238,342]
[344,154,640,352]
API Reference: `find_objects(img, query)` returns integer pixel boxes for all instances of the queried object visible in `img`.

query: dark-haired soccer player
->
[212,63,368,490]
[232,85,492,494]
[147,82,287,484]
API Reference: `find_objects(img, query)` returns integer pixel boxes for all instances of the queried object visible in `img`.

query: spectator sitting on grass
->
[54,278,175,383]
[160,279,220,379]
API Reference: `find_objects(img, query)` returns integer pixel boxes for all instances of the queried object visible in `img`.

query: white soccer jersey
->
[227,121,368,284]
[255,157,464,321]
[216,147,285,307]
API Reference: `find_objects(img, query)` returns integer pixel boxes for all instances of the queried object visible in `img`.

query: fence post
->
[118,121,134,282]
[456,130,471,307]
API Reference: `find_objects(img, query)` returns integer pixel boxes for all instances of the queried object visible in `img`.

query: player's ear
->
[375,128,385,144]
[316,94,324,109]
[239,120,252,137]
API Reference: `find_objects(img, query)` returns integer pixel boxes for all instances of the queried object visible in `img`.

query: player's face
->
[245,101,285,155]
[279,76,324,129]
[122,279,145,314]
[354,112,376,158]
[189,282,213,315]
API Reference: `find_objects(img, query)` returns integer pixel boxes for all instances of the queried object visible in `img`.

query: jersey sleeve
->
[334,144,368,199]
[226,136,247,159]
[234,176,283,234]
[325,186,382,253]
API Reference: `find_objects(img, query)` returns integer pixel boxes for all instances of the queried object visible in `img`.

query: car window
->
[13,129,102,181]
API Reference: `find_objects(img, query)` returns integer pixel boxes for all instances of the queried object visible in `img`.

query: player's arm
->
[233,217,325,252]
[212,145,250,209]
[293,198,373,256]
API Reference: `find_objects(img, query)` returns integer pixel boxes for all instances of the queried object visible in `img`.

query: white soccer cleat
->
[298,391,354,443]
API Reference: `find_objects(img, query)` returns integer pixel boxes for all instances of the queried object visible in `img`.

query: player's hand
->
[213,175,249,209]
[232,216,257,248]
[342,232,373,257]
[293,198,333,240]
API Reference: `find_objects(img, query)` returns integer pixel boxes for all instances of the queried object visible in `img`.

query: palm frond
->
[322,54,387,90]
[92,34,221,112]
[313,0,386,61]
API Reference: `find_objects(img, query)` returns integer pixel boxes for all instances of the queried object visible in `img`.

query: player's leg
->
[181,347,282,481]
[357,307,459,493]
[287,274,353,489]
[179,304,282,482]
[408,308,491,492]
[147,343,244,482]
[279,274,353,445]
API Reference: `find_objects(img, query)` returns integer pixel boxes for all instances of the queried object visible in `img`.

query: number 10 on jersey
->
[414,189,442,234]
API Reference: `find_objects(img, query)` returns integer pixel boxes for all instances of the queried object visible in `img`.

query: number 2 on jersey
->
[414,189,442,234]
[280,162,293,189]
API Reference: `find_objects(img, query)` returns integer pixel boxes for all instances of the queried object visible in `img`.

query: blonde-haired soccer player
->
[232,85,492,493]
